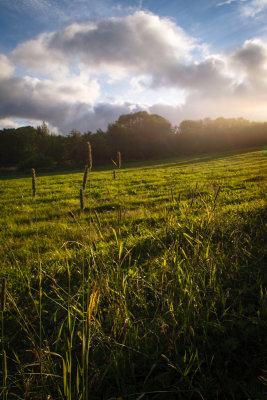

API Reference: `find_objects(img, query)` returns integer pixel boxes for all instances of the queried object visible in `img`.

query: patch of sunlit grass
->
[0,149,266,399]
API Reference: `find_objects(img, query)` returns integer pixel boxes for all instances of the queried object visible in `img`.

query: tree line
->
[0,112,266,170]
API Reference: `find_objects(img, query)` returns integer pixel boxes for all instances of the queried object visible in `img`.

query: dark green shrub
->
[17,154,53,170]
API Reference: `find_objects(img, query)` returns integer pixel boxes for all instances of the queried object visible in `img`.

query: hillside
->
[0,149,266,399]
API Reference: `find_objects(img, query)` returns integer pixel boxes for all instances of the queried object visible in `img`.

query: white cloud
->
[1,11,267,132]
[12,12,196,77]
[0,71,100,132]
[228,39,267,92]
[217,0,240,6]
[217,0,267,16]
[0,54,15,79]
[148,39,267,124]
[241,0,267,17]
[11,32,67,75]
[0,118,21,129]
[10,11,229,95]
[217,0,247,6]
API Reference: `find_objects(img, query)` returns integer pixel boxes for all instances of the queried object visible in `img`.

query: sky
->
[0,0,267,134]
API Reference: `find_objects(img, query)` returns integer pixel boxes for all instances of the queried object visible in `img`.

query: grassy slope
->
[0,149,266,399]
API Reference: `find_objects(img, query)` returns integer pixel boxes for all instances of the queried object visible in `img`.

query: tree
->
[36,121,50,136]
[116,111,172,137]
[107,111,173,159]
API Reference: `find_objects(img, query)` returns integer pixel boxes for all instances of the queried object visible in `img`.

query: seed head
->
[117,151,121,169]
[31,168,36,197]
[87,142,92,170]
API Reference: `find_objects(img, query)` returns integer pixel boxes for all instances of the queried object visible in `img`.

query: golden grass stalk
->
[87,283,99,328]
[31,168,36,197]
[93,210,101,228]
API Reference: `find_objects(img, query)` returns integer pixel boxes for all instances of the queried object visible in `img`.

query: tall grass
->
[1,278,7,400]
[0,149,266,399]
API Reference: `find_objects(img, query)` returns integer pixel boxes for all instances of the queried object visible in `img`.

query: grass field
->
[0,149,266,399]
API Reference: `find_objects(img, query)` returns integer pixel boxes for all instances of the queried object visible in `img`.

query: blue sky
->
[0,0,267,133]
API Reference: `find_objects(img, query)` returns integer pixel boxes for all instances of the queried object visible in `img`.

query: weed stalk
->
[1,277,7,400]
[212,185,221,212]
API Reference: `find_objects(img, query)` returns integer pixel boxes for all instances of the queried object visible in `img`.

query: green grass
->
[0,148,266,399]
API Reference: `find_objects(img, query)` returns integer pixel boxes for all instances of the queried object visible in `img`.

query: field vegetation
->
[0,148,266,399]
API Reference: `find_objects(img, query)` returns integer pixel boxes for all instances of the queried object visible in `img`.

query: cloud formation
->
[1,11,267,132]
[241,0,267,17]
[12,12,195,76]
[217,0,267,17]
[217,0,245,7]
[0,54,14,79]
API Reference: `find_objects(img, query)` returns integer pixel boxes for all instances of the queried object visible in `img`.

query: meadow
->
[0,148,266,399]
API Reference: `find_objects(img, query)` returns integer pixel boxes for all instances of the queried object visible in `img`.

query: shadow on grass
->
[0,147,263,180]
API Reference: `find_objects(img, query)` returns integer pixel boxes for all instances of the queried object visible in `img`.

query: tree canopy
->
[106,111,173,158]
[0,113,266,170]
